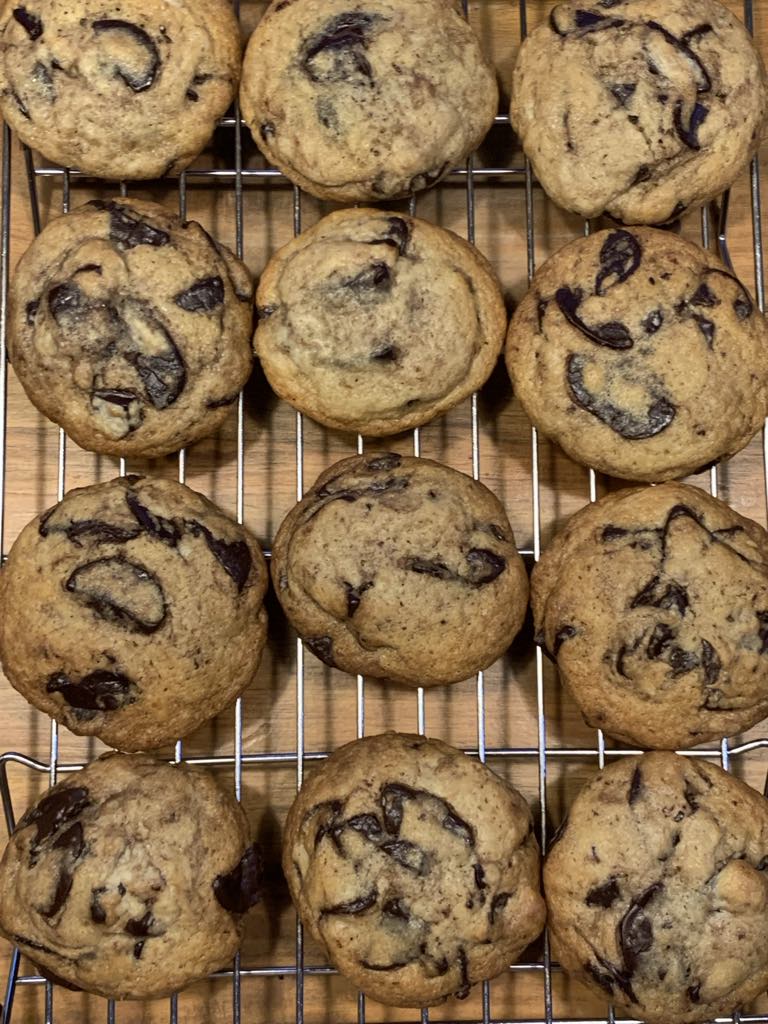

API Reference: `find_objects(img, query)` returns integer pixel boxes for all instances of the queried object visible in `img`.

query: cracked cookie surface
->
[239,0,498,202]
[545,752,768,1024]
[0,475,268,751]
[510,0,768,224]
[505,227,768,481]
[255,208,506,435]
[271,453,528,686]
[9,198,253,458]
[0,0,241,179]
[284,732,545,1007]
[0,752,263,999]
[533,483,768,749]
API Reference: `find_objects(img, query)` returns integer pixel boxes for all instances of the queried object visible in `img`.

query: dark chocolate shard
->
[13,7,43,39]
[88,200,170,250]
[673,100,709,150]
[92,388,138,409]
[342,261,392,292]
[642,309,664,334]
[629,767,643,805]
[595,231,642,295]
[65,556,167,634]
[567,353,676,439]
[465,548,506,586]
[556,287,634,349]
[554,624,577,654]
[18,786,89,863]
[301,12,382,84]
[618,882,663,971]
[404,557,454,580]
[347,813,383,839]
[489,891,512,924]
[382,897,409,921]
[46,669,137,712]
[306,635,335,667]
[630,576,688,615]
[125,344,186,411]
[344,580,373,617]
[184,519,252,591]
[586,877,620,908]
[690,282,719,307]
[380,838,427,874]
[322,888,378,916]
[214,843,263,914]
[126,492,180,546]
[701,640,721,685]
[92,20,160,93]
[174,276,225,313]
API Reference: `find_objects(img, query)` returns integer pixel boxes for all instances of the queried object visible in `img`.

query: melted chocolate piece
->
[690,313,715,347]
[618,882,662,971]
[645,21,711,93]
[92,388,138,409]
[587,954,638,1004]
[371,344,399,362]
[301,12,382,84]
[702,267,753,319]
[380,782,474,847]
[214,843,263,914]
[595,231,642,295]
[125,341,186,411]
[701,639,721,685]
[18,786,89,864]
[13,7,43,39]
[366,453,401,471]
[610,83,636,106]
[39,509,140,545]
[684,780,700,812]
[46,669,137,712]
[380,216,410,255]
[48,281,83,323]
[567,353,676,438]
[549,6,624,36]
[382,897,410,920]
[206,392,239,410]
[642,309,664,334]
[25,298,39,325]
[92,20,160,93]
[629,766,643,805]
[343,261,392,292]
[673,101,709,150]
[554,624,577,653]
[90,887,107,924]
[344,580,373,617]
[586,877,620,908]
[404,557,453,580]
[489,891,512,924]
[630,576,688,615]
[474,863,487,891]
[133,941,145,959]
[691,283,719,307]
[347,813,383,839]
[174,276,225,313]
[65,556,167,634]
[125,911,154,937]
[185,520,252,591]
[757,611,768,655]
[688,983,701,1003]
[306,635,335,667]
[556,288,633,349]
[380,838,427,874]
[322,888,378,915]
[465,548,506,585]
[455,947,471,999]
[88,200,170,250]
[126,492,180,546]
[360,957,412,971]
[632,164,652,186]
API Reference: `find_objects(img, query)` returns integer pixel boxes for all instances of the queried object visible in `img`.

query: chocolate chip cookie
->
[0,475,268,751]
[0,0,241,179]
[239,0,498,202]
[255,208,507,436]
[506,227,768,481]
[9,198,253,459]
[510,0,768,224]
[271,453,528,686]
[284,732,545,1007]
[533,483,768,749]
[545,751,768,1024]
[0,752,263,999]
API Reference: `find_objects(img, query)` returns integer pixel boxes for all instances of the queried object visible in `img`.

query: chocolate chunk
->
[589,954,638,1004]
[92,389,138,409]
[489,892,511,924]
[554,624,577,653]
[629,767,643,805]
[343,261,392,292]
[12,935,61,958]
[673,100,709,150]
[65,556,167,634]
[586,962,617,995]
[301,12,382,84]
[701,640,721,685]
[378,216,409,255]
[630,576,688,614]
[684,781,699,812]
[25,298,39,325]
[757,611,768,655]
[442,808,474,846]
[610,83,636,106]
[41,868,74,918]
[322,888,378,916]
[647,622,674,659]
[404,557,454,580]
[214,843,263,914]
[632,165,652,186]
[206,392,239,410]
[366,453,401,471]
[18,786,89,864]
[586,877,620,908]
[556,288,634,349]
[595,230,642,295]
[602,525,629,541]
[133,941,145,959]
[642,309,664,334]
[466,548,506,586]
[174,276,225,313]
[125,911,153,937]
[455,947,471,999]
[92,20,160,93]
[618,882,663,971]
[668,646,699,676]
[645,21,711,93]
[688,983,701,1003]
[550,6,624,35]
[692,314,715,347]
[13,7,43,39]
[184,520,252,590]
[757,856,768,871]
[474,863,487,891]
[371,344,399,362]
[39,509,140,545]
[48,281,83,323]
[691,282,719,307]
[126,492,180,546]
[382,897,409,921]
[567,353,676,438]
[347,813,383,839]
[536,297,549,332]
[359,957,411,971]
[380,838,427,874]
[126,341,186,411]
[90,888,107,924]
[46,669,137,712]
[344,580,373,617]
[305,635,335,667]
[88,200,170,250]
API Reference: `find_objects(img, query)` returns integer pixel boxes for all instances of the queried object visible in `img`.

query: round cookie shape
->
[9,198,254,459]
[0,752,263,999]
[239,0,498,202]
[255,209,507,435]
[271,452,529,686]
[506,227,768,482]
[0,0,242,179]
[533,483,768,749]
[283,732,545,1007]
[509,0,768,224]
[0,475,268,751]
[544,752,768,1024]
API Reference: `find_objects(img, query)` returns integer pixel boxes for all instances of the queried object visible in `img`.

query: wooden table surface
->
[1,2,767,1021]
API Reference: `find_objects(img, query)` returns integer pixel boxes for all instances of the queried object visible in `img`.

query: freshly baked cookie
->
[510,0,768,224]
[0,475,268,751]
[284,732,545,1007]
[255,209,506,435]
[9,198,253,459]
[0,752,263,999]
[533,483,768,749]
[545,752,768,1024]
[506,227,768,481]
[239,0,498,202]
[0,0,241,179]
[271,453,528,686]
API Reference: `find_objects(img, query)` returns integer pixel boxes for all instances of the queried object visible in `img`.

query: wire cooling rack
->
[0,0,767,1022]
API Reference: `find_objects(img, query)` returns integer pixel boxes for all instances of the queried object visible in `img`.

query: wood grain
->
[1,1,767,1021]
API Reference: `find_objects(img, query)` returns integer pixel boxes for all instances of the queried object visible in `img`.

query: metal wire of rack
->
[0,0,766,1022]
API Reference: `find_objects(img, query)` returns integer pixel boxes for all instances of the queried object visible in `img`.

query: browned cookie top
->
[510,0,767,223]
[506,227,768,481]
[283,732,545,1007]
[0,753,262,1000]
[271,452,529,686]
[545,752,768,1024]
[9,199,253,459]
[0,0,241,179]
[0,475,268,751]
